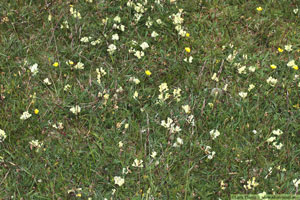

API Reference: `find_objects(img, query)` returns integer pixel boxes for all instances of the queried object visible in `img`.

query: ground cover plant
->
[0,0,300,199]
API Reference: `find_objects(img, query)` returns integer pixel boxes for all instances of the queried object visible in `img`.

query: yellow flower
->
[270,64,277,69]
[53,62,59,67]
[145,70,152,76]
[278,47,283,53]
[34,109,39,115]
[76,193,82,197]
[256,7,263,11]
[185,33,190,37]
[293,65,299,70]
[185,47,191,53]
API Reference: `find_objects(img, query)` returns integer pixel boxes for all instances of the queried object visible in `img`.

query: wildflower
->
[29,63,39,76]
[210,129,220,140]
[134,50,144,59]
[29,140,43,152]
[80,36,90,43]
[182,105,191,114]
[248,84,255,92]
[173,137,183,147]
[186,33,190,37]
[118,141,123,148]
[256,7,263,11]
[239,92,248,99]
[140,42,149,50]
[112,33,119,41]
[103,94,109,100]
[285,45,292,52]
[151,31,159,38]
[74,62,84,69]
[156,19,162,24]
[34,109,39,115]
[151,151,157,158]
[272,129,283,136]
[270,64,277,69]
[43,78,52,85]
[133,91,138,99]
[159,83,168,93]
[132,159,143,168]
[248,66,256,72]
[52,62,59,67]
[207,151,216,160]
[238,65,247,74]
[208,103,214,108]
[294,9,299,14]
[184,56,193,63]
[107,44,117,54]
[293,65,298,70]
[278,47,283,53]
[273,142,283,150]
[48,14,52,21]
[287,60,296,67]
[70,105,81,115]
[64,84,71,91]
[185,47,191,53]
[145,70,152,76]
[266,76,277,87]
[20,111,32,120]
[76,194,82,197]
[293,179,300,188]
[0,129,7,142]
[113,16,121,23]
[129,77,140,84]
[114,176,125,186]
[66,60,74,65]
[211,73,219,82]
[267,136,276,143]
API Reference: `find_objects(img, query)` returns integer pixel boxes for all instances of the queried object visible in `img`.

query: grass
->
[0,0,300,199]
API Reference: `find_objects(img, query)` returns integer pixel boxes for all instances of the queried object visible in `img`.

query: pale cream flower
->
[239,92,248,98]
[20,111,32,120]
[70,105,81,115]
[132,159,143,168]
[210,129,220,140]
[182,105,191,114]
[114,176,125,186]
[0,129,7,142]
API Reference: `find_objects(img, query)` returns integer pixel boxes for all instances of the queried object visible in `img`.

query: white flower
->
[266,76,277,87]
[294,9,299,14]
[159,83,168,93]
[176,137,183,145]
[0,129,7,142]
[156,19,162,24]
[210,129,220,140]
[182,105,191,114]
[267,136,276,143]
[129,77,140,84]
[74,62,84,69]
[133,91,138,99]
[239,92,248,99]
[118,141,123,148]
[113,16,121,23]
[107,44,117,54]
[211,73,219,82]
[70,105,81,115]
[64,84,71,91]
[272,129,283,136]
[287,60,296,67]
[151,31,159,38]
[140,42,149,50]
[238,66,247,74]
[114,176,125,186]
[132,159,143,168]
[80,37,91,43]
[29,63,39,76]
[43,78,52,85]
[184,56,193,63]
[207,151,216,160]
[273,142,283,150]
[285,45,292,52]
[112,34,119,41]
[151,151,157,158]
[248,84,255,92]
[29,139,43,152]
[258,191,267,199]
[252,130,257,134]
[248,66,256,72]
[134,50,144,59]
[20,111,32,120]
[293,179,300,188]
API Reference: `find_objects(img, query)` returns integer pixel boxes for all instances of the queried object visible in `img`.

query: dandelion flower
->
[52,62,59,67]
[278,47,283,53]
[256,7,263,11]
[293,65,298,70]
[186,33,190,37]
[145,70,152,76]
[34,109,39,115]
[185,47,191,53]
[270,64,277,69]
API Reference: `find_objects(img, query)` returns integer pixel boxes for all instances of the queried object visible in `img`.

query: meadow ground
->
[0,0,300,199]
